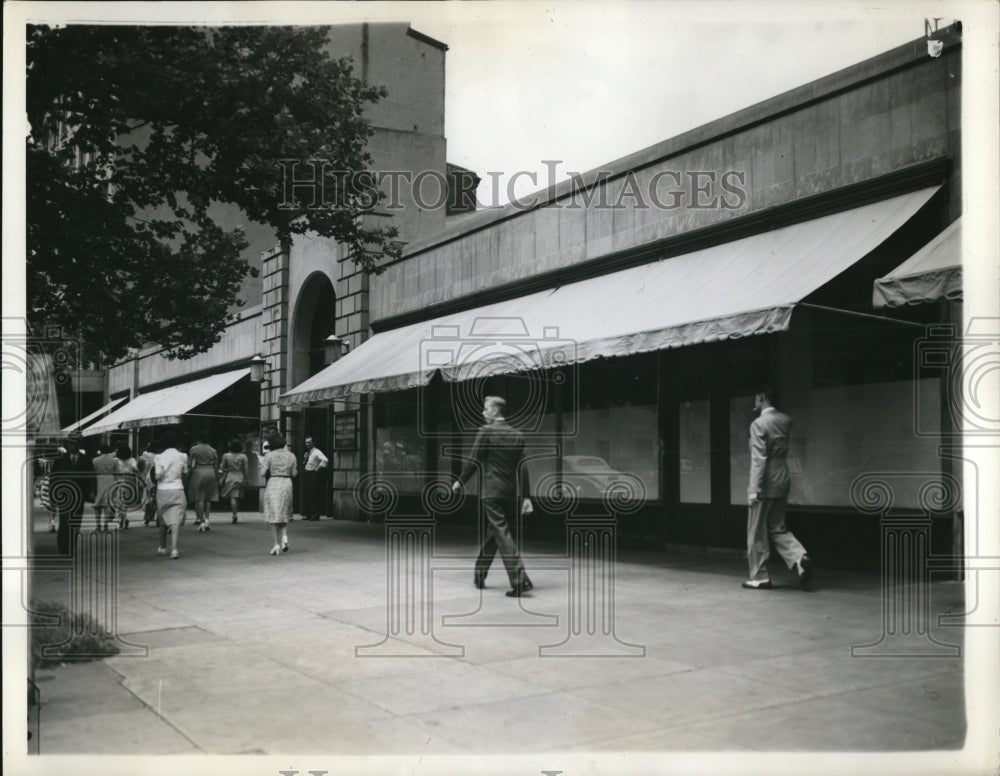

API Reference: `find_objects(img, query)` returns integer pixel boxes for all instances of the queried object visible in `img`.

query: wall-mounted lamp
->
[323,335,349,365]
[249,354,268,384]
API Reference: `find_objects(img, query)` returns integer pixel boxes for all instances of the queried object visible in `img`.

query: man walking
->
[452,396,534,597]
[50,434,95,555]
[743,384,812,590]
[302,436,329,520]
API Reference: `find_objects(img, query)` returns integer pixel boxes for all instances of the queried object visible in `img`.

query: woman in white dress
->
[260,434,297,555]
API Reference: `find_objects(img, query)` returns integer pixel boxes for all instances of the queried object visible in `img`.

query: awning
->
[281,186,939,405]
[84,368,250,435]
[61,396,128,434]
[873,217,962,308]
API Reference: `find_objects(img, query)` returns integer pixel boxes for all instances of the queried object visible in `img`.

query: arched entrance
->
[290,272,337,389]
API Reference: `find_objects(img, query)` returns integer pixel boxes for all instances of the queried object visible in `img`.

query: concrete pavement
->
[27,507,967,756]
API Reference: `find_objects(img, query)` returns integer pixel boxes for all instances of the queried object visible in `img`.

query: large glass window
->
[543,358,660,501]
[679,399,711,503]
[729,379,943,508]
[374,391,426,494]
[563,403,659,500]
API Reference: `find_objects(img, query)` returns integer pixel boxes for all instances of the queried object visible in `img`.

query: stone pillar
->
[330,254,371,521]
[260,244,290,425]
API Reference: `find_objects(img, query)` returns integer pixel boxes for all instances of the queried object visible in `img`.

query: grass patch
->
[31,600,120,669]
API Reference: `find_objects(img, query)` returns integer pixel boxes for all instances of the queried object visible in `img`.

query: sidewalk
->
[28,507,966,755]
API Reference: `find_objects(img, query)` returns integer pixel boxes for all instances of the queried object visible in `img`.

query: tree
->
[26,25,401,362]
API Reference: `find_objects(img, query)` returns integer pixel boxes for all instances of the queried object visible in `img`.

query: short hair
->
[228,439,243,453]
[160,429,179,449]
[115,444,132,460]
[484,395,507,415]
[757,384,779,405]
[268,433,287,450]
[149,438,165,454]
[304,436,314,445]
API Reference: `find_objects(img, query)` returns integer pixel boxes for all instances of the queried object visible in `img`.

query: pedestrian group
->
[49,430,327,560]
[47,386,815,594]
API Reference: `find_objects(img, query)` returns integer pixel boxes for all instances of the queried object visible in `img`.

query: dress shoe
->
[170,549,179,559]
[156,547,167,556]
[269,544,280,556]
[741,578,772,590]
[797,555,813,588]
[506,579,534,597]
[281,537,289,553]
[473,572,486,590]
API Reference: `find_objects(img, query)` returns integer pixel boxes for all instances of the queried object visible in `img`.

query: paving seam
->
[86,659,204,753]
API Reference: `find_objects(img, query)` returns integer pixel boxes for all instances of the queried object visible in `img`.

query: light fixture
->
[323,335,349,365]
[249,354,268,384]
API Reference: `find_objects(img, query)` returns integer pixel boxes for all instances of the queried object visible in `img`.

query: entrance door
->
[302,406,332,517]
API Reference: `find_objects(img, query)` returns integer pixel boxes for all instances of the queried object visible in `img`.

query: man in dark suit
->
[743,384,812,590]
[49,434,95,555]
[452,396,534,597]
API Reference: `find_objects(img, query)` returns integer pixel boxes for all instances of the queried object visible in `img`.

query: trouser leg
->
[475,526,498,578]
[482,499,529,588]
[310,472,321,516]
[766,497,807,570]
[747,501,771,580]
[57,511,73,555]
[302,472,312,516]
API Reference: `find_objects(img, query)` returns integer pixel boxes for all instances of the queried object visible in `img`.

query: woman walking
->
[138,440,159,526]
[187,432,220,531]
[219,439,249,523]
[260,433,297,555]
[113,444,139,529]
[154,430,189,559]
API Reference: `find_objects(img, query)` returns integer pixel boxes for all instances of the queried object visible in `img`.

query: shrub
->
[30,600,120,669]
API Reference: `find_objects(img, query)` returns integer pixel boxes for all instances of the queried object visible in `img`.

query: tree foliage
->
[27,25,400,361]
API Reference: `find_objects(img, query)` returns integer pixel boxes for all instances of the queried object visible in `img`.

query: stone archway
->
[290,272,337,389]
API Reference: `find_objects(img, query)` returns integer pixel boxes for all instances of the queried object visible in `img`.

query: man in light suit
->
[743,384,812,590]
[452,396,534,597]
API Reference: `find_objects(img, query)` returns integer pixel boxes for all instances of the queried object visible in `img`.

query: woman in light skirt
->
[154,430,189,559]
[260,433,297,555]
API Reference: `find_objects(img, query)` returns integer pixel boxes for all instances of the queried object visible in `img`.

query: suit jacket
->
[48,452,95,514]
[747,407,793,499]
[458,420,530,501]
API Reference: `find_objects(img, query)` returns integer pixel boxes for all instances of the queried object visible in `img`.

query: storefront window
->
[550,358,660,502]
[679,399,711,503]
[729,380,943,508]
[513,410,560,499]
[374,391,426,495]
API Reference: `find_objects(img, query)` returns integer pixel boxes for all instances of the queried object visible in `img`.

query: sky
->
[9,1,965,207]
[302,1,962,204]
